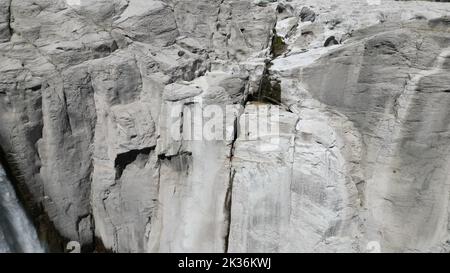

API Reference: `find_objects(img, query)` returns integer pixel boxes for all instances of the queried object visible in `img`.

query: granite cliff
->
[0,0,449,252]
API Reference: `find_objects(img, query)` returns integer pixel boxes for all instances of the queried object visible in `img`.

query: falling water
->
[0,164,44,253]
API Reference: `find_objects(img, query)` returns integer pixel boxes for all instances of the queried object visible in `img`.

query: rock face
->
[0,0,449,253]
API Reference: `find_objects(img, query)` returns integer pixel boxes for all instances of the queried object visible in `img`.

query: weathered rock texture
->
[0,0,449,253]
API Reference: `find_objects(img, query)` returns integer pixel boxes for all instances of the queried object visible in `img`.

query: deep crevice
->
[30,84,42,92]
[224,168,236,253]
[7,0,13,39]
[224,114,239,253]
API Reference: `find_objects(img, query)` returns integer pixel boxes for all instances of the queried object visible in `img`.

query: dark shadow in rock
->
[324,36,339,47]
[115,147,153,179]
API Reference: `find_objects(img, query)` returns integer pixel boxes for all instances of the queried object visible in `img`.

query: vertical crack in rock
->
[6,0,12,39]
[3,0,450,254]
[224,168,236,253]
[224,6,282,250]
[271,33,287,58]
[61,90,73,135]
[249,20,286,105]
[0,145,65,252]
[249,65,282,105]
[224,116,238,253]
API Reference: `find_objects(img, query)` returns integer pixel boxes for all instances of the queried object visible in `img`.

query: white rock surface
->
[0,0,449,253]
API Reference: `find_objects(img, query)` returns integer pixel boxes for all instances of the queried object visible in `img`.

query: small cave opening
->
[114,147,153,179]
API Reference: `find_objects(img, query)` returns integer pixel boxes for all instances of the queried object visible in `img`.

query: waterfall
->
[0,164,44,253]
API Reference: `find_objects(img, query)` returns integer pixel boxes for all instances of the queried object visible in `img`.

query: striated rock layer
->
[0,0,449,252]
